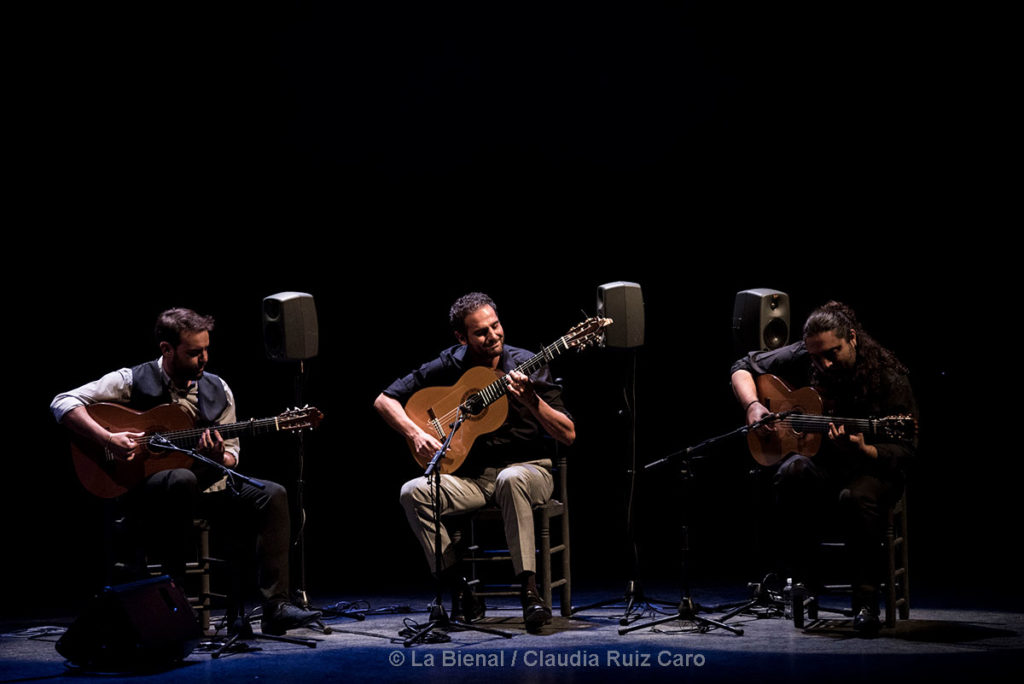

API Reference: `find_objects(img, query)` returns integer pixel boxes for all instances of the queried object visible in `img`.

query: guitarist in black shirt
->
[374,293,577,633]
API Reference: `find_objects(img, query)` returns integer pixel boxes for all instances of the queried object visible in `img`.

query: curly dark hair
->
[448,292,497,333]
[154,308,215,347]
[804,300,907,401]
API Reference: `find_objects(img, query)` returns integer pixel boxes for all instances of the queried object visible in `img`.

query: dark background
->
[9,3,1013,618]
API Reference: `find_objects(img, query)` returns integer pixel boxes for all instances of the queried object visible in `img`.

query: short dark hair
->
[449,292,496,333]
[155,308,215,347]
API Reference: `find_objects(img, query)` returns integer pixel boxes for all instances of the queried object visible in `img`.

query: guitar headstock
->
[877,415,917,440]
[279,406,324,432]
[565,316,614,351]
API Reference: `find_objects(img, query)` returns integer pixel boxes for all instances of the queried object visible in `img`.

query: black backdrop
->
[9,3,1015,618]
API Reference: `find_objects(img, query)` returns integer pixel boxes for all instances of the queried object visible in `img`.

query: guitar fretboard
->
[138,417,283,448]
[782,414,879,435]
[475,336,573,408]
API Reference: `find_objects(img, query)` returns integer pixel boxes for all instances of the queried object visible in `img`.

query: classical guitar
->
[404,316,612,474]
[747,374,916,467]
[69,403,324,498]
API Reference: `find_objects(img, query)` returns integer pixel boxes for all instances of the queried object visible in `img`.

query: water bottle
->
[783,577,793,619]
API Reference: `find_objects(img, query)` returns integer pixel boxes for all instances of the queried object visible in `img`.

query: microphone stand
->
[402,406,516,647]
[620,423,762,637]
[147,434,266,494]
[621,411,796,636]
[145,436,322,652]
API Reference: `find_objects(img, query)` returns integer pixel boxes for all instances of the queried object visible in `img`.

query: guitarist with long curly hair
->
[731,300,918,635]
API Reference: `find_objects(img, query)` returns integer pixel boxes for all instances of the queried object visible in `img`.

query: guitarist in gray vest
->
[730,300,918,635]
[51,308,322,636]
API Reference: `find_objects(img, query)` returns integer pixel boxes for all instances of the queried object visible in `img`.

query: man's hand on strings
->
[745,401,776,434]
[198,428,227,462]
[108,431,145,460]
[827,422,878,459]
[506,371,539,408]
[411,431,444,463]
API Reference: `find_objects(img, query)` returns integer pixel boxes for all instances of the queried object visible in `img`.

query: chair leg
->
[885,510,897,628]
[559,503,571,616]
[538,511,553,609]
[884,496,910,627]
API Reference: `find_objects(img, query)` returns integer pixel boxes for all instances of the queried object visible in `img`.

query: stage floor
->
[3,583,1022,683]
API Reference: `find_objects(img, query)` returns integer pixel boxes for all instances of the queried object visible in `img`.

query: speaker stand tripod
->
[571,348,677,624]
[286,360,360,630]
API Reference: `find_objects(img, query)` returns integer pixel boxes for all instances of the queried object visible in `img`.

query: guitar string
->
[135,417,288,446]
[773,414,912,433]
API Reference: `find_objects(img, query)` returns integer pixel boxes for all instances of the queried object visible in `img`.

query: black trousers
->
[123,467,292,607]
[773,453,901,606]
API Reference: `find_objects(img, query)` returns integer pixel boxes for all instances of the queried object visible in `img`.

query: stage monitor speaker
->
[597,281,644,348]
[263,291,319,361]
[732,288,790,352]
[56,575,201,672]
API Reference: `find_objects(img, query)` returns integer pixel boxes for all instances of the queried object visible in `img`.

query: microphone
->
[751,409,796,430]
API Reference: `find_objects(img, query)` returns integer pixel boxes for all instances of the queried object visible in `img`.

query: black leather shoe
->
[522,589,552,633]
[452,583,486,622]
[852,607,881,636]
[261,602,323,636]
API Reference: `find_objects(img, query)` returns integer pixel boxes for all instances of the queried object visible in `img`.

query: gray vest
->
[129,360,228,425]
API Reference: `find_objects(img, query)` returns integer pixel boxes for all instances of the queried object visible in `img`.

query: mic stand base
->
[618,597,744,636]
[402,600,517,648]
[208,607,320,658]
[715,574,786,622]
[571,580,679,626]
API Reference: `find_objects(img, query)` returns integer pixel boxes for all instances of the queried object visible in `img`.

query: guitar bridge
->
[426,408,445,440]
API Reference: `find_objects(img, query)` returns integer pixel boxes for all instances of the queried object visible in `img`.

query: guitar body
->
[747,374,824,467]
[405,366,509,474]
[70,403,196,499]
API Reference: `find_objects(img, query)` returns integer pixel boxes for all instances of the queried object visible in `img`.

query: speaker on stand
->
[262,292,320,614]
[573,282,676,622]
[728,288,791,619]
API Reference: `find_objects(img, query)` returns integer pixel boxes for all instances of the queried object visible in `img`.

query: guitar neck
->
[138,417,283,448]
[785,414,880,435]
[475,337,571,409]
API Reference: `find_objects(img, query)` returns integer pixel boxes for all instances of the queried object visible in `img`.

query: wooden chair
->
[793,492,910,628]
[461,450,572,616]
[105,504,222,632]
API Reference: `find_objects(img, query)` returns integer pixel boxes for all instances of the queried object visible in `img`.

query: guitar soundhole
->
[461,390,486,420]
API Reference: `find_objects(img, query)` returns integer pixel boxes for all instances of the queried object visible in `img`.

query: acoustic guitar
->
[747,374,916,467]
[404,316,612,473]
[69,402,323,498]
